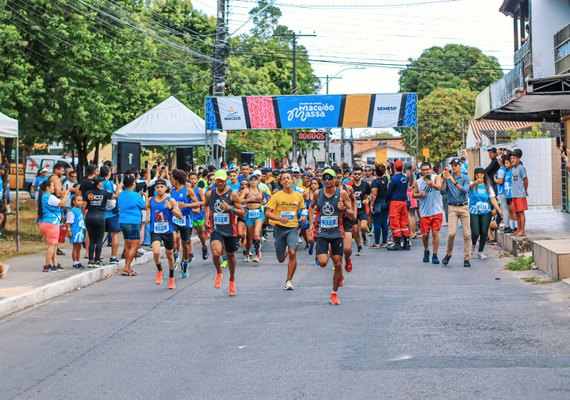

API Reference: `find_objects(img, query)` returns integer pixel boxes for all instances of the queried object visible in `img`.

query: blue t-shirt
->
[228,181,241,192]
[118,190,146,225]
[67,207,86,243]
[469,184,495,215]
[386,173,408,201]
[504,169,513,199]
[40,193,62,225]
[34,175,49,188]
[496,166,506,196]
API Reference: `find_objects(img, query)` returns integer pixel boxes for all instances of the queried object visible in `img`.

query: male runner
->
[203,170,245,296]
[309,168,353,305]
[348,165,370,255]
[265,171,308,290]
[188,172,209,260]
[333,165,356,272]
[227,169,241,192]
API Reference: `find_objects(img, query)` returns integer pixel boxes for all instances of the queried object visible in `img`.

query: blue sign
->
[276,95,343,129]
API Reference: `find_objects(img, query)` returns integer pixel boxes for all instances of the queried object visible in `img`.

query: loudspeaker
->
[176,147,194,172]
[117,142,141,174]
[241,152,254,166]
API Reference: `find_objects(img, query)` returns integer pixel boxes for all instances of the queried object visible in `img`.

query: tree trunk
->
[93,142,100,165]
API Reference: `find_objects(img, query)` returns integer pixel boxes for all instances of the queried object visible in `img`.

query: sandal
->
[121,270,137,276]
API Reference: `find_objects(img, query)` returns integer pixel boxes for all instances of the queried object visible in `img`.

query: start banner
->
[206,93,417,131]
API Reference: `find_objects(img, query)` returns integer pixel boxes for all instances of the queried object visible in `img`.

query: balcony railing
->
[514,41,530,66]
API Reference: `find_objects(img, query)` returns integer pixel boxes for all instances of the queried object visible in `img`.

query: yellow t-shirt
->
[266,190,305,228]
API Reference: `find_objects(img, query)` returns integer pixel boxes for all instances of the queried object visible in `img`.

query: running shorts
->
[273,225,298,260]
[151,232,174,251]
[192,218,205,228]
[245,208,265,227]
[174,224,192,241]
[316,236,343,257]
[210,231,239,253]
[356,210,369,222]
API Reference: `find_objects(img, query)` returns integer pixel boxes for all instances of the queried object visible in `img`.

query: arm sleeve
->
[48,194,61,206]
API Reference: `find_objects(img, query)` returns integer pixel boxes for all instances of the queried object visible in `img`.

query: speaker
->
[176,147,194,172]
[241,152,254,166]
[117,142,141,174]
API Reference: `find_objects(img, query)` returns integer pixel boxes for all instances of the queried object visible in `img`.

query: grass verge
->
[521,276,558,285]
[505,256,534,271]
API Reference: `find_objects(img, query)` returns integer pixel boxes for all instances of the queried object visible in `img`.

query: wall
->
[530,0,570,78]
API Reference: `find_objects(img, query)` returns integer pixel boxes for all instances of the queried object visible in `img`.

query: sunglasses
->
[215,179,226,184]
[364,169,371,172]
[322,175,335,181]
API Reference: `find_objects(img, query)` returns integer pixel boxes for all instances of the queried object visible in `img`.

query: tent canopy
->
[111,96,226,147]
[0,111,18,139]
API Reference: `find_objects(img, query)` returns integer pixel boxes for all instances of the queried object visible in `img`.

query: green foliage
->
[505,256,534,271]
[402,88,475,163]
[506,124,550,141]
[399,44,503,99]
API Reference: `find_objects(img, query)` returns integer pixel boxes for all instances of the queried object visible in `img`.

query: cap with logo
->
[449,158,461,165]
[291,166,301,173]
[214,169,228,181]
[322,168,336,177]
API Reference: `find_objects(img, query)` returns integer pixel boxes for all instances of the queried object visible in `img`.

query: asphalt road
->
[2,231,570,400]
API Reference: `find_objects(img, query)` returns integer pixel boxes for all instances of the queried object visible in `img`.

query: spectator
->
[406,168,419,239]
[510,149,528,237]
[37,180,70,272]
[370,164,389,248]
[118,175,146,276]
[485,147,500,194]
[100,166,121,265]
[494,155,511,233]
[387,160,410,251]
[66,194,86,269]
[32,168,49,199]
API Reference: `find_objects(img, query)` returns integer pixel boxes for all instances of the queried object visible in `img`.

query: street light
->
[318,66,365,166]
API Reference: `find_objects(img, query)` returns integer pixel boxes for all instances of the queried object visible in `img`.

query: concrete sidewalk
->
[0,237,203,319]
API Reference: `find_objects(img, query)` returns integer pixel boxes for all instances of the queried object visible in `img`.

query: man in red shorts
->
[509,149,528,237]
[413,162,443,264]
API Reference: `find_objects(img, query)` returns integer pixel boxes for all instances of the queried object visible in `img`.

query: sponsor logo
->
[376,106,397,111]
[224,107,242,121]
[322,202,335,216]
[287,102,335,122]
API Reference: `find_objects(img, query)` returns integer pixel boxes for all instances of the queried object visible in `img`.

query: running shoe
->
[356,246,362,256]
[478,252,487,260]
[181,261,189,279]
[228,280,237,296]
[110,257,119,265]
[73,263,86,269]
[261,236,267,243]
[168,277,176,290]
[244,254,251,263]
[95,260,104,267]
[49,265,58,271]
[56,263,64,270]
[42,265,50,273]
[330,292,340,305]
[252,255,260,263]
[423,250,430,263]
[202,246,209,260]
[345,258,353,273]
[214,272,223,288]
[432,255,440,265]
[56,248,65,256]
[339,278,344,287]
[136,250,146,257]
[173,258,179,271]
[442,254,451,266]
[464,260,471,268]
[308,243,314,256]
[221,257,227,269]
[87,260,96,268]
[315,256,320,266]
[174,252,179,261]
[155,271,163,285]
[284,280,294,290]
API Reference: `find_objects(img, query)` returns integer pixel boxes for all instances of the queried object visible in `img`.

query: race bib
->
[281,211,296,221]
[173,216,186,226]
[248,209,261,219]
[153,221,169,233]
[357,200,362,209]
[214,213,230,225]
[476,201,490,213]
[320,216,339,228]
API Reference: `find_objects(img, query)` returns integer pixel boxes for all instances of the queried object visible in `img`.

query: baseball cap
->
[322,168,336,177]
[394,160,404,169]
[291,166,300,173]
[214,169,228,181]
[40,168,49,173]
[511,149,523,158]
[261,167,272,173]
[487,147,498,152]
[252,169,262,177]
[272,169,281,176]
[154,178,168,187]
[449,158,461,165]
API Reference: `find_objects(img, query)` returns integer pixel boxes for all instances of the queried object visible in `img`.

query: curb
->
[0,237,202,319]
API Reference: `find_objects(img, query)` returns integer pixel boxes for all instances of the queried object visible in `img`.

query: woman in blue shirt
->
[37,180,70,272]
[118,175,146,276]
[469,167,503,260]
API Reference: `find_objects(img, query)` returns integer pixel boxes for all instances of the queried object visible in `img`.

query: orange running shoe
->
[155,271,163,285]
[228,280,237,296]
[339,278,344,287]
[345,258,353,273]
[214,272,223,288]
[330,291,340,305]
[168,277,176,290]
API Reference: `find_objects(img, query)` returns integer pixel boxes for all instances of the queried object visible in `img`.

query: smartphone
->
[117,174,123,183]
[425,174,431,181]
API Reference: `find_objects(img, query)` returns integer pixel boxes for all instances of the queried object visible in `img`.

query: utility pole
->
[350,128,354,165]
[340,128,345,163]
[318,74,341,167]
[212,0,228,97]
[275,32,316,164]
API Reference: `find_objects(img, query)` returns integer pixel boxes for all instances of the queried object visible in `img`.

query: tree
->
[399,44,503,99]
[506,124,550,140]
[403,88,476,163]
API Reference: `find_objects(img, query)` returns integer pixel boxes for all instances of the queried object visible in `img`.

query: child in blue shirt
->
[66,194,86,269]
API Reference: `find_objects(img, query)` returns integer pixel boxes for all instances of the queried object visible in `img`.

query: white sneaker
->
[284,280,294,290]
[478,252,487,260]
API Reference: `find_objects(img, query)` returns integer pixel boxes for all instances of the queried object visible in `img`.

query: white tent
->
[0,111,20,251]
[111,96,226,146]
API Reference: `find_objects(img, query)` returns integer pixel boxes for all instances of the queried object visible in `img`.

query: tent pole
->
[15,133,20,252]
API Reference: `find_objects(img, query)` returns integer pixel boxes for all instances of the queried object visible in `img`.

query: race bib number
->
[320,216,338,228]
[281,211,295,221]
[476,201,490,213]
[248,209,261,219]
[214,213,230,225]
[357,200,362,209]
[153,221,169,233]
[173,216,186,226]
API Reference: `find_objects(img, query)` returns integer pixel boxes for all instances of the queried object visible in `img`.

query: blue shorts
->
[105,214,121,233]
[120,223,141,241]
[245,208,264,227]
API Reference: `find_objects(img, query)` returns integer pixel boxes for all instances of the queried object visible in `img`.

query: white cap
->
[252,169,262,176]
[40,168,49,173]
[291,166,300,172]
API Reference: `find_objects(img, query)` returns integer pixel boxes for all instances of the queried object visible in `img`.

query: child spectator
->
[509,149,528,237]
[66,194,86,269]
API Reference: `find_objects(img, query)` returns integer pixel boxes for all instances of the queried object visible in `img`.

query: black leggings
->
[85,214,105,261]
[470,213,492,252]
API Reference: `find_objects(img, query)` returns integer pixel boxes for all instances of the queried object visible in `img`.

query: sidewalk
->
[0,237,202,319]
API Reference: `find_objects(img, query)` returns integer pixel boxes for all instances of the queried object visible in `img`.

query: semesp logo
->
[224,107,242,121]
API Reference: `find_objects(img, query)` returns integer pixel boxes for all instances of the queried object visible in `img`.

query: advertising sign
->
[276,95,342,129]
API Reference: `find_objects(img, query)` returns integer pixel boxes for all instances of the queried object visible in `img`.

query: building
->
[474,0,570,211]
[310,138,413,167]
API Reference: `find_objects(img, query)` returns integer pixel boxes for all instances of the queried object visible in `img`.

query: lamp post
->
[318,66,365,166]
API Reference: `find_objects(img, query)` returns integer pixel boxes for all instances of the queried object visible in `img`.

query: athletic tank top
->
[170,185,192,227]
[40,193,62,225]
[192,187,205,220]
[150,196,174,234]
[418,177,443,217]
[208,188,237,237]
[316,188,344,239]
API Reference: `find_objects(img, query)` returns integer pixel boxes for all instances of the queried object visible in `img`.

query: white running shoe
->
[284,280,294,290]
[478,252,487,260]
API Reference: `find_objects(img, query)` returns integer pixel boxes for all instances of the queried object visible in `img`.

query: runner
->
[170,169,201,279]
[413,162,443,264]
[308,168,353,305]
[265,170,308,290]
[333,165,356,271]
[188,172,209,260]
[347,166,370,255]
[240,174,266,263]
[147,178,183,290]
[203,170,245,296]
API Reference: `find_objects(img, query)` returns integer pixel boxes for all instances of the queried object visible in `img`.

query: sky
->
[191,0,516,96]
